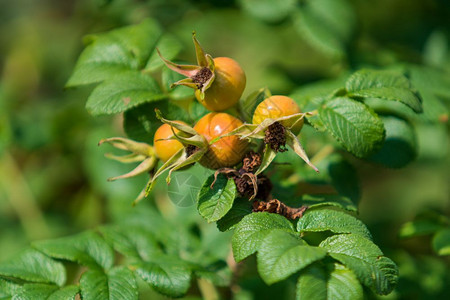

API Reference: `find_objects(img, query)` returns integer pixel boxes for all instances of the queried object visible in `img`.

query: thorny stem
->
[0,151,51,239]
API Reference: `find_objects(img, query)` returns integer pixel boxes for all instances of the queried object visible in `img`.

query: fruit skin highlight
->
[153,122,186,162]
[194,57,246,112]
[193,112,248,169]
[252,95,304,134]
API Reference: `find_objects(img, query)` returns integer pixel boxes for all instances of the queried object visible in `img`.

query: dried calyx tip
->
[264,122,288,152]
[191,67,213,88]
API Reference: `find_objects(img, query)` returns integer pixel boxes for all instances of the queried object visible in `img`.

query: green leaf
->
[409,65,449,123]
[0,248,65,286]
[319,97,385,157]
[85,72,166,116]
[80,267,138,300]
[432,228,450,256]
[145,34,182,72]
[320,234,398,295]
[368,116,417,168]
[13,284,79,300]
[296,263,363,300]
[0,278,20,298]
[13,284,58,300]
[100,225,161,261]
[33,231,114,270]
[297,209,372,240]
[123,100,190,144]
[67,19,162,87]
[197,174,237,223]
[399,219,443,238]
[346,69,422,113]
[217,198,253,232]
[47,285,80,300]
[232,212,294,262]
[134,255,191,298]
[300,194,357,212]
[257,230,326,284]
[239,0,296,23]
[294,0,355,58]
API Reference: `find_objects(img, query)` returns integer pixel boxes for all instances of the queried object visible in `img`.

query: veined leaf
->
[197,174,237,223]
[145,34,182,72]
[257,230,326,284]
[14,284,79,300]
[33,230,114,270]
[0,248,65,286]
[217,199,253,232]
[86,72,166,116]
[297,263,363,300]
[300,194,357,212]
[346,69,422,113]
[319,97,385,157]
[232,212,294,262]
[100,225,161,262]
[297,209,372,240]
[320,234,398,295]
[134,255,191,298]
[80,267,138,300]
[67,19,162,87]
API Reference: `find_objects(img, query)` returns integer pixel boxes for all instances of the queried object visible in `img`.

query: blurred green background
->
[0,0,449,298]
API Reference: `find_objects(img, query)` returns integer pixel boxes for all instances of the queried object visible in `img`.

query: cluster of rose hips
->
[102,33,317,204]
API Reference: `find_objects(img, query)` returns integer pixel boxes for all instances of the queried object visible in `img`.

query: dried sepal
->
[255,145,277,175]
[285,130,319,172]
[209,112,318,173]
[100,136,158,205]
[157,32,216,96]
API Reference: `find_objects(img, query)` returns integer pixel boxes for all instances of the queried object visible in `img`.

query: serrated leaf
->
[80,267,138,300]
[257,230,326,284]
[320,234,398,295]
[232,212,294,262]
[319,97,385,157]
[0,278,20,298]
[217,199,253,232]
[296,263,363,300]
[297,209,372,239]
[134,255,191,298]
[13,284,79,300]
[346,69,422,113]
[33,231,114,270]
[432,228,450,256]
[0,249,65,286]
[67,19,162,87]
[197,174,236,223]
[47,285,80,300]
[100,225,161,261]
[85,72,166,116]
[294,0,355,58]
[300,194,357,212]
[13,284,58,300]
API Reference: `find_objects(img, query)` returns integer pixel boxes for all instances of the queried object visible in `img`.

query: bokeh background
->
[1,0,449,298]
